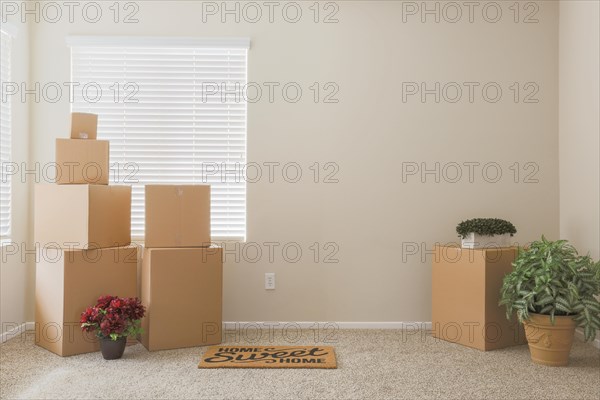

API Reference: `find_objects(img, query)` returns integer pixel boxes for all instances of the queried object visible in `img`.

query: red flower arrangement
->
[81,295,146,341]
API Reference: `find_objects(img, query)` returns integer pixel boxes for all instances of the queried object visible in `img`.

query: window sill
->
[132,237,247,246]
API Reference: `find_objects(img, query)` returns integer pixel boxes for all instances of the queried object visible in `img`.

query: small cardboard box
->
[56,139,109,185]
[35,184,131,249]
[145,185,211,248]
[71,112,98,139]
[35,246,138,357]
[140,246,222,351]
[432,245,527,351]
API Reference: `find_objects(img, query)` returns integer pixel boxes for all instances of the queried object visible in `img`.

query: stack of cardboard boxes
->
[140,185,223,351]
[34,113,223,356]
[35,113,137,356]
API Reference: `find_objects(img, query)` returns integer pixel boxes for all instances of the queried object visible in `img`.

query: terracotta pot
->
[99,337,127,360]
[523,313,576,366]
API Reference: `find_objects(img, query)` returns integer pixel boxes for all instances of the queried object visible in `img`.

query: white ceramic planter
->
[461,233,511,249]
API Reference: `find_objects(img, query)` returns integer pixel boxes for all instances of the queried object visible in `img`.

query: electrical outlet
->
[265,273,275,290]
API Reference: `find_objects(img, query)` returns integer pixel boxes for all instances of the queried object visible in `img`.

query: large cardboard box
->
[35,246,138,357]
[140,246,222,351]
[71,112,98,139]
[145,185,211,248]
[432,246,526,351]
[35,184,131,249]
[56,139,109,184]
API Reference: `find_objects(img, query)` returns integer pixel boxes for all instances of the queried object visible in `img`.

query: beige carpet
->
[1,329,598,399]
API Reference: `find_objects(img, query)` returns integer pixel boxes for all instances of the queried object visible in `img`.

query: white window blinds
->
[69,37,249,240]
[0,28,12,238]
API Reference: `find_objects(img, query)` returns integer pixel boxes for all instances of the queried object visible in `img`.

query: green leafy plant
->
[499,236,600,341]
[456,218,517,239]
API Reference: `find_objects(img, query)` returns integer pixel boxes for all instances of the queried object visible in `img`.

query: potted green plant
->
[456,218,517,249]
[81,295,146,360]
[499,236,600,366]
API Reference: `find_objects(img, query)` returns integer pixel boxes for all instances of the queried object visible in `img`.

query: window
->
[0,27,12,238]
[68,37,250,240]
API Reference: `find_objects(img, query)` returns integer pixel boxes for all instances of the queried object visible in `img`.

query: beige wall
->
[0,16,32,336]
[19,1,560,323]
[559,0,600,260]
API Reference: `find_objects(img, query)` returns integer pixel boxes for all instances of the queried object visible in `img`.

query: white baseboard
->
[5,322,598,349]
[223,321,432,330]
[0,321,34,344]
[223,322,600,349]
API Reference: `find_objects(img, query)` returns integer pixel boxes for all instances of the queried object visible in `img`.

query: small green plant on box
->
[499,236,600,341]
[456,218,517,239]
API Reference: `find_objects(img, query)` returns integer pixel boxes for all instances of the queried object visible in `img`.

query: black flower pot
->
[99,337,127,360]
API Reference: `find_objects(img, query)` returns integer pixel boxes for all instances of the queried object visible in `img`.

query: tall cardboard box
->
[145,185,211,248]
[432,245,526,351]
[141,246,222,351]
[35,184,131,249]
[56,138,109,184]
[35,246,138,357]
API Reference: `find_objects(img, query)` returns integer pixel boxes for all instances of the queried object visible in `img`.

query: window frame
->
[0,24,15,242]
[68,36,251,242]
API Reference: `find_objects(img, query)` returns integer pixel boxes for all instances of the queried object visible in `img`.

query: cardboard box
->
[35,184,131,249]
[145,185,211,248]
[71,112,98,139]
[56,139,109,185]
[140,246,222,351]
[35,246,138,357]
[432,246,527,351]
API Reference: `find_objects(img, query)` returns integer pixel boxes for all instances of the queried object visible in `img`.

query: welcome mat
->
[198,346,337,369]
